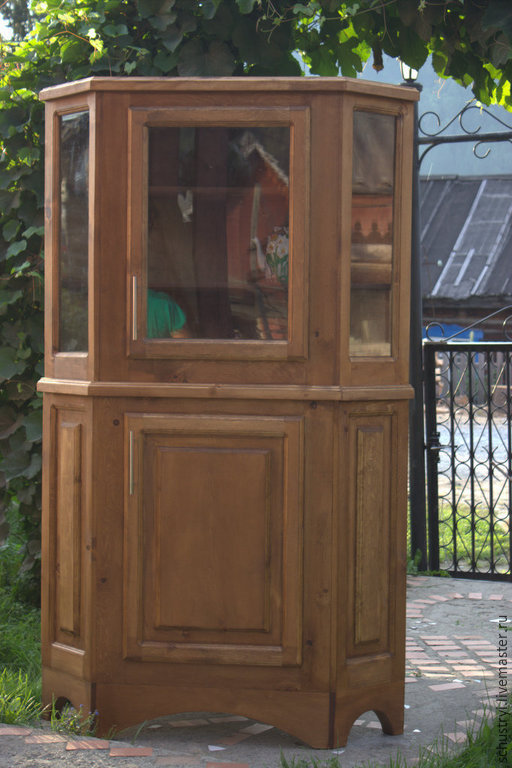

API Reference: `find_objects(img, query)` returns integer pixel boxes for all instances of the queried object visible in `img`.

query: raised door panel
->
[124,413,304,667]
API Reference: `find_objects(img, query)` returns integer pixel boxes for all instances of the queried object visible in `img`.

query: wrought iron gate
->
[424,340,512,580]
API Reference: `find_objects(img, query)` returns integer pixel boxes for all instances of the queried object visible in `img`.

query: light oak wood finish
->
[39,78,417,748]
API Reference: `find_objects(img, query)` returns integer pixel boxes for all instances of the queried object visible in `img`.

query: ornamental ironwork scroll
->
[418,103,512,168]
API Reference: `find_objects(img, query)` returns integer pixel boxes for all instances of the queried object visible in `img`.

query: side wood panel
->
[338,403,407,667]
[43,402,89,667]
[346,408,393,659]
[124,413,304,667]
[354,423,389,647]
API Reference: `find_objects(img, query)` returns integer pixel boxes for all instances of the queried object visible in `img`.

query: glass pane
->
[59,111,89,352]
[146,126,290,340]
[350,112,396,357]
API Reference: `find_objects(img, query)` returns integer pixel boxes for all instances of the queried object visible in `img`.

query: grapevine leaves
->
[0,0,301,594]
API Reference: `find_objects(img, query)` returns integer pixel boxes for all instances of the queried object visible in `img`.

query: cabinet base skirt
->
[42,668,405,749]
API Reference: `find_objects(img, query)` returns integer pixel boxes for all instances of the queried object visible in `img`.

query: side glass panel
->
[147,126,289,341]
[350,111,396,357]
[58,111,89,352]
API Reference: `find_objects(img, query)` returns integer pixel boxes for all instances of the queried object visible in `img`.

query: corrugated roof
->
[421,176,512,300]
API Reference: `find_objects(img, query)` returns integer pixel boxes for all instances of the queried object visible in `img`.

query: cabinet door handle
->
[129,430,135,495]
[132,275,138,341]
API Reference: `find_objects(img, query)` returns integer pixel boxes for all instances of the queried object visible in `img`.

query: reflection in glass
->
[146,126,290,340]
[350,111,396,357]
[59,111,89,351]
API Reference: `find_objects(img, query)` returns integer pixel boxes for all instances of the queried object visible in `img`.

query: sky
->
[359,54,512,178]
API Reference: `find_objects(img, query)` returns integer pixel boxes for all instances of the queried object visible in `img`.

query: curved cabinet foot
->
[332,683,405,747]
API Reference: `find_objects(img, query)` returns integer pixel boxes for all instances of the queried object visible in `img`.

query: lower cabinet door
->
[124,412,304,668]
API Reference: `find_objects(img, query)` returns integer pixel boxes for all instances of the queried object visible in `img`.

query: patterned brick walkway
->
[1,575,510,768]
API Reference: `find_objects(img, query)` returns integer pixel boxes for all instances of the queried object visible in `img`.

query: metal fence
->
[424,341,512,580]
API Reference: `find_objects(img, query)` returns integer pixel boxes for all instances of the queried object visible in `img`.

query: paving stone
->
[428,682,466,691]
[209,716,248,724]
[170,719,210,728]
[0,726,31,735]
[218,734,252,746]
[239,724,273,735]
[206,763,250,768]
[110,746,154,756]
[445,732,468,743]
[65,738,110,750]
[25,732,67,743]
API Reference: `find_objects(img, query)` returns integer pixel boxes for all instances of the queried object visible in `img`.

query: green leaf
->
[137,0,167,18]
[398,27,429,71]
[483,0,512,42]
[22,226,44,239]
[309,44,340,76]
[24,453,42,481]
[204,4,232,40]
[2,448,30,482]
[0,347,25,382]
[60,39,86,63]
[397,0,419,27]
[4,381,36,402]
[293,3,320,18]
[2,220,20,242]
[103,23,129,36]
[149,13,177,30]
[236,0,256,13]
[6,240,27,260]
[178,40,235,76]
[153,50,178,73]
[200,0,221,20]
[0,407,21,440]
[23,411,43,443]
[0,289,23,308]
[161,25,183,52]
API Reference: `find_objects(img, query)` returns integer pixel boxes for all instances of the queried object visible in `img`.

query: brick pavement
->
[0,575,510,768]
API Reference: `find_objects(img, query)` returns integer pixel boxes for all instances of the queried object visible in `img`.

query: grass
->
[0,668,41,725]
[438,509,510,573]
[0,536,42,727]
[0,534,41,699]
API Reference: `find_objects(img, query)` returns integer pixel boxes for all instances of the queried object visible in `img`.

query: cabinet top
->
[40,75,419,102]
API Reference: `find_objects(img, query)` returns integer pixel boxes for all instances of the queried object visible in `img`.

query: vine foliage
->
[0,0,301,596]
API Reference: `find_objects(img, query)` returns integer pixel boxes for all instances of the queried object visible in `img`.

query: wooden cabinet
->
[39,77,417,748]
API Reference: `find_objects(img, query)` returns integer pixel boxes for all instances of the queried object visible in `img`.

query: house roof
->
[421,176,512,300]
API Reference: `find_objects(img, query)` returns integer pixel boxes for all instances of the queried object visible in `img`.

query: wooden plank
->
[40,76,419,101]
[37,378,414,400]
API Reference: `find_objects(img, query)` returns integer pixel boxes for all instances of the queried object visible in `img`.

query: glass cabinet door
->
[58,111,89,352]
[129,107,308,360]
[147,126,289,341]
[349,111,396,357]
